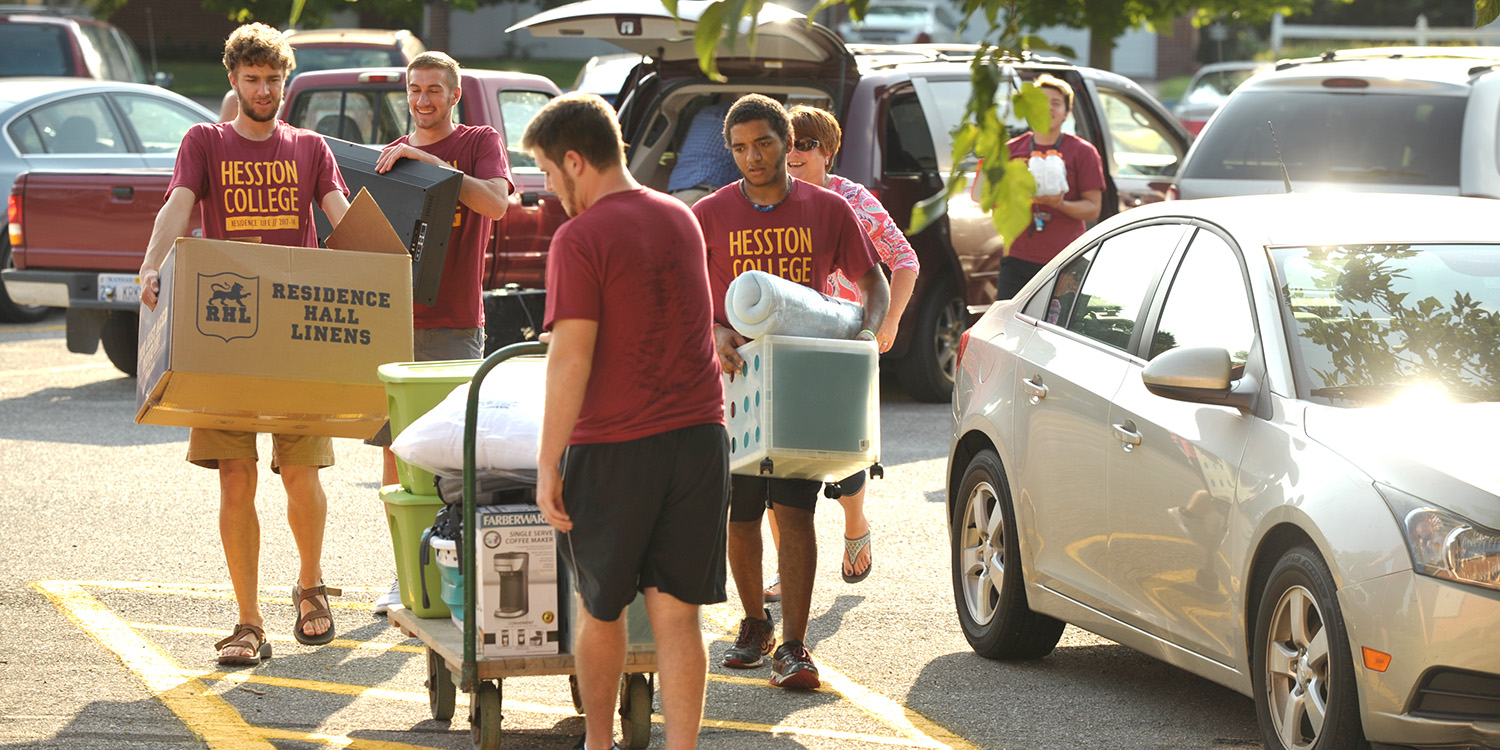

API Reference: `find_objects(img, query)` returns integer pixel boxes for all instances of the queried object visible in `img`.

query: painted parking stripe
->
[44,581,974,749]
[0,362,112,378]
[34,580,277,750]
[703,603,976,750]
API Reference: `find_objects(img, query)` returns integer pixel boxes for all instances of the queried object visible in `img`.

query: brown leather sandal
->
[292,583,341,646]
[215,623,270,666]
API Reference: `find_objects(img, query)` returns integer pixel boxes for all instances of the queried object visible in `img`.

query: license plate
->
[98,273,140,304]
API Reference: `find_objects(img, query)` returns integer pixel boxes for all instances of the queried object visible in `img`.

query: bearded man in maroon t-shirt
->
[367,52,514,614]
[695,93,890,691]
[138,23,351,665]
[524,93,729,750]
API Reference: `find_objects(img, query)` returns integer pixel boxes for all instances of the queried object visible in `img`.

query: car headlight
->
[1378,483,1500,593]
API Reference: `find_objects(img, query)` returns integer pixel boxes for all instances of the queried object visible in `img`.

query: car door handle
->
[1021,376,1047,401]
[1112,421,1142,447]
[519,191,540,207]
[111,186,133,200]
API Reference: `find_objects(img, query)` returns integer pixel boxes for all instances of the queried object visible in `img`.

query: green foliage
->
[1482,0,1500,26]
[1292,245,1500,402]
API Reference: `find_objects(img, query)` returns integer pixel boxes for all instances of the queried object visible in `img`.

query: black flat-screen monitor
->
[317,135,463,306]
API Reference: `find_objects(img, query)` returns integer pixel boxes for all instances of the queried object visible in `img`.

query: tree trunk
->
[427,1,451,52]
[1089,31,1113,72]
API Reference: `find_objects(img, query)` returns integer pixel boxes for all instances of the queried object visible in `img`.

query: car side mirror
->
[1142,346,1256,411]
[153,71,175,89]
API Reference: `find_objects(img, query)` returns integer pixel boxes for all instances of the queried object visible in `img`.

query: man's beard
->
[237,91,280,123]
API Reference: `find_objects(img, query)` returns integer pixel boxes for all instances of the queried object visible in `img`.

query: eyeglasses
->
[790,137,820,152]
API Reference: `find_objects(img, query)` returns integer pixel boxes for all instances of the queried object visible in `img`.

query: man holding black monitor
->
[369,51,513,615]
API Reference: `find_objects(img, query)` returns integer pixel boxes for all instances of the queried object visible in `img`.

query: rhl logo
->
[197,272,259,342]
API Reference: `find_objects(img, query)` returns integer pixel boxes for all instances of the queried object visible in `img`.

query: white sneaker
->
[374,579,402,615]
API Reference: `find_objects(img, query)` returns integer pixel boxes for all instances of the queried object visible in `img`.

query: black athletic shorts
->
[728,474,822,523]
[560,422,730,621]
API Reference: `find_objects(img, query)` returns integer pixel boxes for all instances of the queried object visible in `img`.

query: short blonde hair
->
[408,51,460,91]
[1034,74,1074,113]
[222,23,294,74]
[788,104,841,157]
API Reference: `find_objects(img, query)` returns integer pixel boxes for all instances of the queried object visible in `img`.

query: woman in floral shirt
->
[762,104,920,596]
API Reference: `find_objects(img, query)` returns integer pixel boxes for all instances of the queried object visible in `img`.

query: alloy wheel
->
[1263,584,1330,750]
[958,478,1003,626]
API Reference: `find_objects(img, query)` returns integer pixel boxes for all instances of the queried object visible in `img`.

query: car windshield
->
[858,4,934,25]
[1275,243,1500,405]
[0,24,74,77]
[1182,90,1465,186]
[293,47,403,76]
[1181,68,1261,106]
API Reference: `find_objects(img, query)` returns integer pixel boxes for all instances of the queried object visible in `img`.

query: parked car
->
[837,0,964,45]
[947,191,1500,750]
[1172,47,1500,200]
[0,7,169,87]
[1171,60,1268,135]
[217,28,426,121]
[0,78,213,323]
[512,0,1189,402]
[571,52,641,105]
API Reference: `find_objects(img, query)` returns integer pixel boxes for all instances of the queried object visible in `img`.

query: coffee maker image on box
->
[492,551,529,618]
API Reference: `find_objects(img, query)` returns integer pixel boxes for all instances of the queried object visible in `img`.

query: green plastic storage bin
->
[381,485,449,618]
[377,359,482,495]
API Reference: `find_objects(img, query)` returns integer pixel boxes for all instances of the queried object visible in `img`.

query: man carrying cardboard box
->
[694,94,889,690]
[524,93,730,750]
[367,50,513,616]
[139,22,352,665]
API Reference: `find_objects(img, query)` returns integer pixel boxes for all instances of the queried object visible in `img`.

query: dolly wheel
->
[470,680,502,750]
[617,674,652,749]
[426,647,455,721]
[569,674,585,714]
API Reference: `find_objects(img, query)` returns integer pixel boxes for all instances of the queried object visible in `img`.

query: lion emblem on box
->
[197,272,259,342]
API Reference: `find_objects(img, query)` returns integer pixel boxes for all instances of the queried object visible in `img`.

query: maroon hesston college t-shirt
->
[168,121,346,247]
[387,124,513,330]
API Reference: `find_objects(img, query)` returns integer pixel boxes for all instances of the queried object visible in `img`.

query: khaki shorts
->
[187,429,335,473]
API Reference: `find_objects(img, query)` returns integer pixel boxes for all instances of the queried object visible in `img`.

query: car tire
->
[898,278,965,403]
[101,311,138,377]
[0,239,51,323]
[1251,546,1366,750]
[951,449,1065,659]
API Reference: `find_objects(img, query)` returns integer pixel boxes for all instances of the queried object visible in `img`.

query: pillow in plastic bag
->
[391,358,547,474]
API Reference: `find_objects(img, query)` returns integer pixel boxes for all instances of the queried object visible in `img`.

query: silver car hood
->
[1305,402,1500,528]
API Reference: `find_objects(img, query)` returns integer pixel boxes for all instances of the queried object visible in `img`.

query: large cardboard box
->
[476,504,561,657]
[135,190,414,439]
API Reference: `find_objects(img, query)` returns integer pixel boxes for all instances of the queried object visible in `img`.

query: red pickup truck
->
[4,67,565,375]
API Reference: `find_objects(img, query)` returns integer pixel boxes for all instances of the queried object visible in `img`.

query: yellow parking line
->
[47,581,970,748]
[256,727,448,750]
[128,622,424,654]
[0,322,64,333]
[34,580,275,750]
[703,605,974,750]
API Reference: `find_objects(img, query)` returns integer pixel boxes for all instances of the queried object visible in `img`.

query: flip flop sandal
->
[763,573,782,603]
[215,622,270,666]
[842,532,872,584]
[293,582,342,646]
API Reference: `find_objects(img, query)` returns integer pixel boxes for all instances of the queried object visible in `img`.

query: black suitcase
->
[482,287,546,355]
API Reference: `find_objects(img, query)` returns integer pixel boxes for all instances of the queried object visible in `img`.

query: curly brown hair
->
[222,23,295,75]
[723,94,789,148]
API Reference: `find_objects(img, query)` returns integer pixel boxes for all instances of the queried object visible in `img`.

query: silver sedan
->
[947,192,1500,750]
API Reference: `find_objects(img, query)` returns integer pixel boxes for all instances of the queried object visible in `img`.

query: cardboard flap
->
[326,188,409,256]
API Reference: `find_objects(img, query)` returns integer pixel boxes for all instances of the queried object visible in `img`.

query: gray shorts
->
[367,327,483,446]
